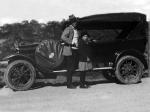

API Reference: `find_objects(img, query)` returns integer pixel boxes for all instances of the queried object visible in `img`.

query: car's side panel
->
[89,38,146,66]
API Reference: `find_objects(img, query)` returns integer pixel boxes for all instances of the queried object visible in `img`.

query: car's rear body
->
[77,12,148,68]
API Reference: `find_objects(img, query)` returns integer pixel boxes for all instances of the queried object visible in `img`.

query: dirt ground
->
[0,73,150,112]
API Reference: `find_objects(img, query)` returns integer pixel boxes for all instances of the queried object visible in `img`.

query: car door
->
[86,29,121,63]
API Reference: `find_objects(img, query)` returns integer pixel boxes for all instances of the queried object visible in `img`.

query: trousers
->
[66,50,79,86]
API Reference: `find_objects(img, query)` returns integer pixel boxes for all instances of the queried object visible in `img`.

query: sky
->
[0,0,150,25]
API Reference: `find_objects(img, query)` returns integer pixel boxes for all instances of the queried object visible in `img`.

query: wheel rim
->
[119,59,140,83]
[8,63,33,89]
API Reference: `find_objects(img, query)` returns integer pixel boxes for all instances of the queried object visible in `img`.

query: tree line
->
[0,19,69,59]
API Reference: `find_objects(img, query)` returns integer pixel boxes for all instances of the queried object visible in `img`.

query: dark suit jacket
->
[78,39,91,62]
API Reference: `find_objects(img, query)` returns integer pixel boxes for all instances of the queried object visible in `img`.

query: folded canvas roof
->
[79,12,146,22]
[77,12,147,29]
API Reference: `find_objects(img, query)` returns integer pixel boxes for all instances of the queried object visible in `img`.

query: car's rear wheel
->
[4,60,36,91]
[115,55,143,84]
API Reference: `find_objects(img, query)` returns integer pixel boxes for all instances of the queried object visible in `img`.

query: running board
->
[52,67,113,73]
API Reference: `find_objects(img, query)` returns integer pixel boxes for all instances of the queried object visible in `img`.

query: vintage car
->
[1,12,148,91]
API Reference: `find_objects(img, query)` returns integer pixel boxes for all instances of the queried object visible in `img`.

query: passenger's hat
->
[69,14,77,23]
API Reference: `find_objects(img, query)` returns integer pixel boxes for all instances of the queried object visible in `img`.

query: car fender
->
[114,49,148,69]
[2,54,36,66]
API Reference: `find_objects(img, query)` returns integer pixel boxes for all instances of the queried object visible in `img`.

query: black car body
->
[77,12,147,66]
[1,12,148,91]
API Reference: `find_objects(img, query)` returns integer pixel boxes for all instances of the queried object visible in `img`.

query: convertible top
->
[79,12,146,22]
[77,12,147,29]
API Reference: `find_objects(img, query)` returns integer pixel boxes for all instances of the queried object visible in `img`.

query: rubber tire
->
[115,55,143,84]
[4,60,36,91]
[103,70,117,82]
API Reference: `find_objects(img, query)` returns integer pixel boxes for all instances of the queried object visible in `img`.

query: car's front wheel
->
[4,60,36,91]
[115,55,143,84]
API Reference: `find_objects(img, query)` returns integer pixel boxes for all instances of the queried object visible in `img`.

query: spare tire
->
[35,39,64,70]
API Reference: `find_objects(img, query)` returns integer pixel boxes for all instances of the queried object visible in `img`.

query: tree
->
[0,19,66,59]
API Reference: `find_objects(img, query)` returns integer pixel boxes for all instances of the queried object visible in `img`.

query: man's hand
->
[72,37,78,47]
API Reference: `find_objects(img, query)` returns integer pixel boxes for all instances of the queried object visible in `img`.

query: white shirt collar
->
[70,25,75,29]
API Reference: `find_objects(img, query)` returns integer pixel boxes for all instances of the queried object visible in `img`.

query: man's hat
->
[69,14,77,23]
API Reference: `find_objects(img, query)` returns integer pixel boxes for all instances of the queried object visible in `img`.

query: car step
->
[52,67,113,73]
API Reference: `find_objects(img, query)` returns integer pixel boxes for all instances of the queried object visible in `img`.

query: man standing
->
[61,15,79,89]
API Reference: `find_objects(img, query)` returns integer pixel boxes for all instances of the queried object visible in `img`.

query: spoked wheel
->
[115,56,143,84]
[4,60,36,91]
[103,70,117,82]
